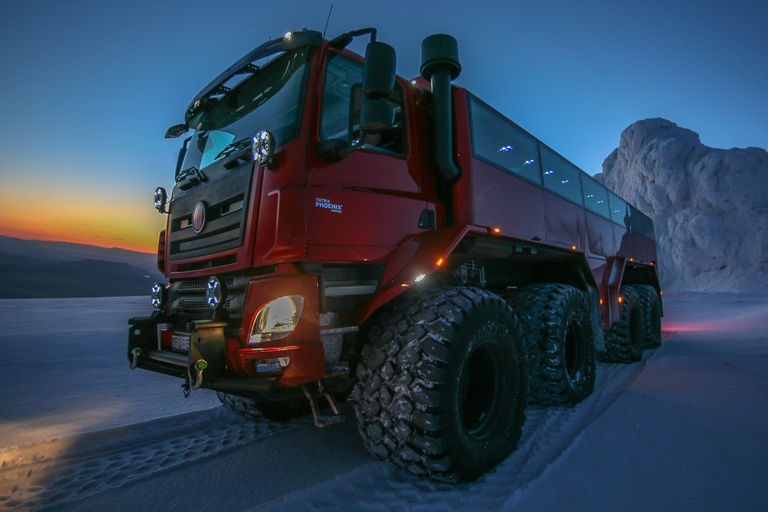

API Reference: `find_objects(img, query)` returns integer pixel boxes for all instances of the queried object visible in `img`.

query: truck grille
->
[168,165,253,261]
[168,275,248,318]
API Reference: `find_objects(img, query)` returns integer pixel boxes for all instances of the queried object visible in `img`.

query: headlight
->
[249,295,305,344]
[151,282,167,309]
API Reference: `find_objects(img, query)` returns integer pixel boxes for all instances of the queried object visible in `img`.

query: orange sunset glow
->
[0,187,165,254]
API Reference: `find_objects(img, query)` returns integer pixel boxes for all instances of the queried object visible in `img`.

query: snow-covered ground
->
[1,294,767,511]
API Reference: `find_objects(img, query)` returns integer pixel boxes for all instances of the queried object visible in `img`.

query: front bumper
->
[128,271,325,395]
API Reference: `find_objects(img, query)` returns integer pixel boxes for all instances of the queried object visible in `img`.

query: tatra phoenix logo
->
[315,197,342,214]
[192,202,206,233]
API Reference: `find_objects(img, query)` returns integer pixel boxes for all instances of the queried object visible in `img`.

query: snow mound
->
[597,118,768,292]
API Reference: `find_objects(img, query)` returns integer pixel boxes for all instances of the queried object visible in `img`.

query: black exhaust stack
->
[421,34,462,185]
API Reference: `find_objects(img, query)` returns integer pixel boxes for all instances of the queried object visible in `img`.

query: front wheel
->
[354,287,528,483]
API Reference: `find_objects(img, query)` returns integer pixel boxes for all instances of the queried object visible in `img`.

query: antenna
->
[323,4,334,38]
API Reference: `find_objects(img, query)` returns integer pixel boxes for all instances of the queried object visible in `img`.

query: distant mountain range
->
[0,236,164,298]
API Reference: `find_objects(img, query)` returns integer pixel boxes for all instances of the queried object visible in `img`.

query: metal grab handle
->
[188,360,208,391]
[130,347,142,370]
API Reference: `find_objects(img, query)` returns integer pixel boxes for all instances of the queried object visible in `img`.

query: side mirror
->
[363,42,396,99]
[361,98,395,134]
[316,40,398,164]
[165,124,189,139]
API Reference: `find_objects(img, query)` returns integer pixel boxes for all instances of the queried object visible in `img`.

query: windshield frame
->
[185,30,322,127]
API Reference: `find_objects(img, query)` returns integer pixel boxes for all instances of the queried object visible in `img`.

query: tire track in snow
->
[260,355,655,512]
[0,339,674,512]
[0,407,310,512]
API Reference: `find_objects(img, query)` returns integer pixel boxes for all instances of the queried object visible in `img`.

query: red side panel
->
[585,211,615,259]
[543,193,587,251]
[472,159,546,241]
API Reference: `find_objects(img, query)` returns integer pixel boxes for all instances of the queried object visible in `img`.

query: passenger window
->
[540,146,583,205]
[629,205,655,239]
[320,52,405,155]
[582,175,610,219]
[469,98,541,185]
[608,191,630,228]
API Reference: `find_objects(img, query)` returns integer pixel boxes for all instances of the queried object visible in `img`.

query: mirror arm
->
[315,130,369,164]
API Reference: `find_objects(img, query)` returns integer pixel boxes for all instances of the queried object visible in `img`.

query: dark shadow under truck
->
[129,28,662,483]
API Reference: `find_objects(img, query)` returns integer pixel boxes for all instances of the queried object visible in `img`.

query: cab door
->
[306,50,428,261]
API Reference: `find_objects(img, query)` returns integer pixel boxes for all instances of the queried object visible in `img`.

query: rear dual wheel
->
[600,286,644,363]
[354,287,527,483]
[507,284,595,406]
[633,284,662,348]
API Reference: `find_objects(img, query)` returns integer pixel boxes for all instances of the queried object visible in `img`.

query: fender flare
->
[351,225,483,324]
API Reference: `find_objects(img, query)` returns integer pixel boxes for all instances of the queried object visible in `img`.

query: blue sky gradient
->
[1,0,765,251]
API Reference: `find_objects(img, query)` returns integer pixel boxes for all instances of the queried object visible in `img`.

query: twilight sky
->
[1,0,765,253]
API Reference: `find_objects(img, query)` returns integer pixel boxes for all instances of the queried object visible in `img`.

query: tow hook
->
[130,347,142,370]
[188,359,208,391]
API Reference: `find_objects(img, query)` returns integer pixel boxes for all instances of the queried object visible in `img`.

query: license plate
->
[171,334,191,352]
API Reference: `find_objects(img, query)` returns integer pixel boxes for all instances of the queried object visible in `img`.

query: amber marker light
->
[600,299,604,305]
[630,258,634,262]
[493,227,501,234]
[571,245,577,250]
[618,297,624,303]
[436,258,444,267]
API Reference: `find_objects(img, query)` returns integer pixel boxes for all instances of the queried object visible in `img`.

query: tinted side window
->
[541,146,583,205]
[629,205,655,239]
[582,175,610,219]
[321,53,360,140]
[320,52,405,155]
[608,191,629,228]
[470,98,541,184]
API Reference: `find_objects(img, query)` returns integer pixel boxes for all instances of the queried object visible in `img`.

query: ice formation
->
[596,118,768,292]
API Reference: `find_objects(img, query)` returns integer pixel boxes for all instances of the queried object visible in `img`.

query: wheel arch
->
[622,260,663,317]
[353,229,601,327]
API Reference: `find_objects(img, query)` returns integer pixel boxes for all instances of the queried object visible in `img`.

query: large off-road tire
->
[217,392,310,422]
[507,284,595,406]
[599,286,643,363]
[354,287,527,483]
[632,284,662,348]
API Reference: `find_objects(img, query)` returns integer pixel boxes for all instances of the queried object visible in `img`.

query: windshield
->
[179,47,312,174]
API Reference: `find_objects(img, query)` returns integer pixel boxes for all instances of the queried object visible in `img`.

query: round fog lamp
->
[153,187,168,214]
[252,130,275,165]
[206,276,225,309]
[151,282,167,309]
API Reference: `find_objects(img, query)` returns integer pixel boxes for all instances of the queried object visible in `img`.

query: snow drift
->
[597,118,768,292]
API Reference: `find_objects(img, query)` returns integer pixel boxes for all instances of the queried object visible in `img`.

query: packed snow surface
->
[598,118,768,293]
[1,295,767,511]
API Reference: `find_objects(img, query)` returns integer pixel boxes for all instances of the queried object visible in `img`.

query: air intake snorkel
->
[420,34,462,185]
